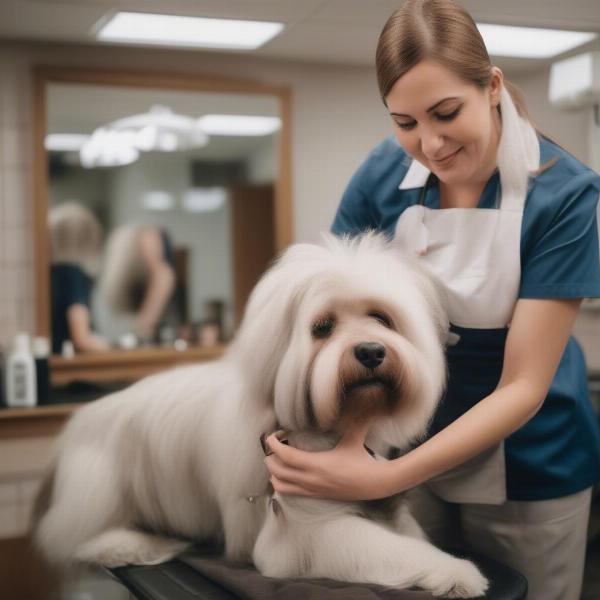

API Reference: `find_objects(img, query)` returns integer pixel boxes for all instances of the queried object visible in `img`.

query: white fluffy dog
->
[36,234,488,598]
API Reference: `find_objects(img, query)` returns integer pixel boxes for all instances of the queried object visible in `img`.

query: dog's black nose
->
[354,342,386,369]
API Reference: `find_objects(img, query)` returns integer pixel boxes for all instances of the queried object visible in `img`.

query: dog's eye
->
[312,316,335,339]
[369,311,393,329]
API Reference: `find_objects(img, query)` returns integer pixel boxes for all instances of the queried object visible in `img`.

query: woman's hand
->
[264,432,397,501]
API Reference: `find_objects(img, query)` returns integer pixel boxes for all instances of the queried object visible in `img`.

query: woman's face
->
[385,59,502,187]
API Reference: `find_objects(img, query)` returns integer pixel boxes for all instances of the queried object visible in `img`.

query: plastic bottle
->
[33,337,50,405]
[61,340,75,359]
[5,333,37,408]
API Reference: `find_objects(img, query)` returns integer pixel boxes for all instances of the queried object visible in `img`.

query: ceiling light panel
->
[45,133,89,152]
[96,12,284,50]
[477,24,597,59]
[198,115,281,136]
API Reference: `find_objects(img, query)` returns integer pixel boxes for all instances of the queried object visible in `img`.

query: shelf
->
[0,403,81,438]
[49,344,226,386]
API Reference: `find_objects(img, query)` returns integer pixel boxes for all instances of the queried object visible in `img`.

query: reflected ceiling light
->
[110,105,209,152]
[476,24,597,59]
[197,115,281,136]
[142,191,176,211]
[80,128,139,168]
[96,12,284,50]
[45,133,89,152]
[182,188,227,213]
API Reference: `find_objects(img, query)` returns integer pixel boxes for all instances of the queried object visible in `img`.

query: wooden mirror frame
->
[33,66,292,386]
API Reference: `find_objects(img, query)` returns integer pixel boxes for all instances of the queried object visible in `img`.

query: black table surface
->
[109,546,527,600]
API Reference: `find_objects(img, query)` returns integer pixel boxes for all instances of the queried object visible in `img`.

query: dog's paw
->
[75,529,190,568]
[427,558,489,598]
[115,537,190,567]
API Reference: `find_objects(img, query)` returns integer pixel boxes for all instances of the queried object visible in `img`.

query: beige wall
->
[0,39,597,366]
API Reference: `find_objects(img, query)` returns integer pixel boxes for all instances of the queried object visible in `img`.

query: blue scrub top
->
[50,263,93,354]
[332,135,600,501]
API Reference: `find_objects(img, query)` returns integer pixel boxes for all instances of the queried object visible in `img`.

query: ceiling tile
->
[25,0,326,23]
[257,19,380,66]
[0,0,598,67]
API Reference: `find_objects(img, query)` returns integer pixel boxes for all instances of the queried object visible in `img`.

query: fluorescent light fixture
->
[136,127,180,152]
[111,105,209,152]
[182,188,227,213]
[477,23,597,59]
[80,128,139,168]
[198,115,281,136]
[96,12,284,50]
[142,191,176,211]
[45,133,89,152]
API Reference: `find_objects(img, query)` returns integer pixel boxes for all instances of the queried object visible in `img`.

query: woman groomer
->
[265,1,600,598]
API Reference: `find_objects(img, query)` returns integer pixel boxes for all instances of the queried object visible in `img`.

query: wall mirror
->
[34,68,292,387]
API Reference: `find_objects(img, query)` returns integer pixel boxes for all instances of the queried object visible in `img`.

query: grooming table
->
[109,546,527,600]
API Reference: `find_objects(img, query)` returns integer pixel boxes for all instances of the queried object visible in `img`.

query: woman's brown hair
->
[375,0,559,172]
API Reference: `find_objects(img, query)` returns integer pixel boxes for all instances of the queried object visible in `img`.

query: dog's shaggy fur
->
[35,234,488,597]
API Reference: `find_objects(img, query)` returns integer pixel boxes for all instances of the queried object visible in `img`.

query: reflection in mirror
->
[48,201,110,354]
[46,83,279,355]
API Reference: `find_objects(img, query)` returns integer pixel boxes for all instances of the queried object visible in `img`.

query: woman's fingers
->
[265,434,313,469]
[265,454,310,485]
[270,475,317,497]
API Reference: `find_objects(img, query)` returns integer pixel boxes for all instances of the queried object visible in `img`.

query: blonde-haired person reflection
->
[49,202,110,354]
[98,225,176,342]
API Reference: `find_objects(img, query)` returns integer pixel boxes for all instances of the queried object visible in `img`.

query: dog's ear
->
[228,243,328,404]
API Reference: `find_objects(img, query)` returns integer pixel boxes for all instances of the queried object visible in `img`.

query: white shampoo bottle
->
[5,333,37,408]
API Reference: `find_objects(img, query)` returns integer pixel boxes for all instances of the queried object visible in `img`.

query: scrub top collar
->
[419,170,502,210]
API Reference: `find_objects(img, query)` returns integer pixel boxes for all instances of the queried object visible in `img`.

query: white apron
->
[393,88,541,504]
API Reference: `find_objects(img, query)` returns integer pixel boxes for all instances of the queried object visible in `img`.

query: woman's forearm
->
[385,298,580,492]
[385,380,544,493]
[136,264,175,335]
[67,304,110,352]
